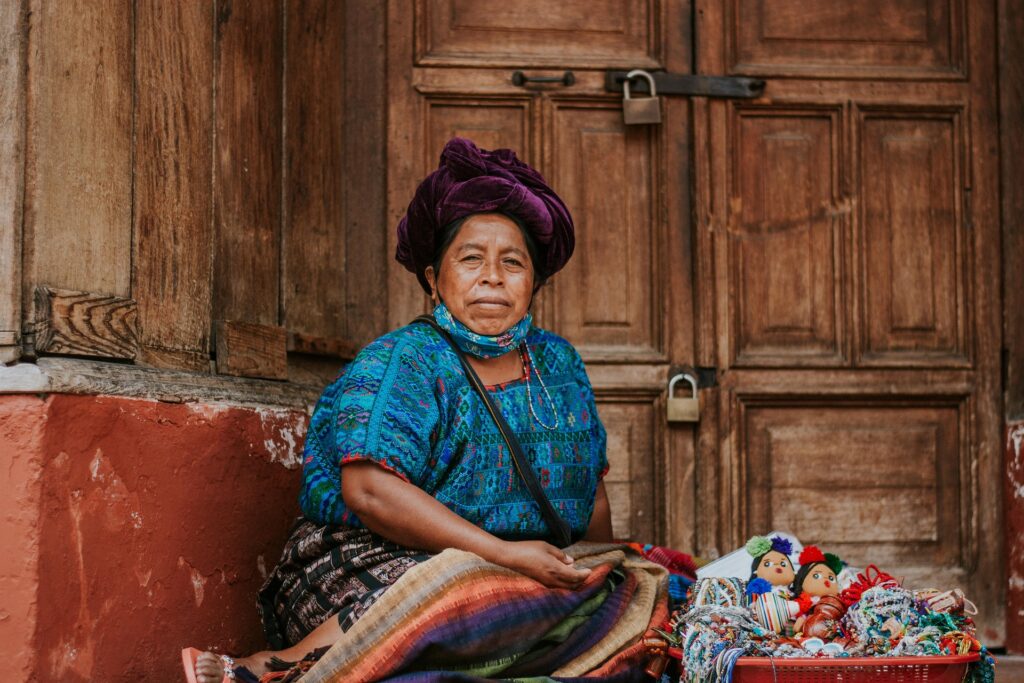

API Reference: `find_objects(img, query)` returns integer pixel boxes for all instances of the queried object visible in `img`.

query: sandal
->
[181,647,260,683]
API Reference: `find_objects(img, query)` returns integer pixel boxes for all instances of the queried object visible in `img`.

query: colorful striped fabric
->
[298,544,669,683]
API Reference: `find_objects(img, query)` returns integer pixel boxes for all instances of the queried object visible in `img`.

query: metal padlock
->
[667,373,699,422]
[622,69,661,125]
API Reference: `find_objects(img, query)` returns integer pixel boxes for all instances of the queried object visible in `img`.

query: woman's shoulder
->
[357,322,440,361]
[525,325,574,351]
[525,326,586,376]
[316,323,447,400]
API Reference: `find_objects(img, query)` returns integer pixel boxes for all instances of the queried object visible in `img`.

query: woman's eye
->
[780,561,787,568]
[462,255,482,263]
[763,560,772,567]
[813,572,822,580]
[504,258,523,267]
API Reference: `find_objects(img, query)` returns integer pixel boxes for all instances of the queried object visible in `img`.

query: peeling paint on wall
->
[2,393,308,681]
[1007,419,1024,653]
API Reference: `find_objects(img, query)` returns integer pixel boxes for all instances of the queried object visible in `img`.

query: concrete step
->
[994,654,1024,681]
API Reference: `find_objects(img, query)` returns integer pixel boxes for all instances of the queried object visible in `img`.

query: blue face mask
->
[431,302,532,359]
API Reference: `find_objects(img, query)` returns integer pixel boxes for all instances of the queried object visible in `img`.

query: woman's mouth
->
[472,298,510,307]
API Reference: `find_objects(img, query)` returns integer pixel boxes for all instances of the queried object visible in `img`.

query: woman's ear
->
[424,266,439,304]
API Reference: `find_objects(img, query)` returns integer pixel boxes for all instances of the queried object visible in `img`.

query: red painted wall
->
[1008,420,1024,653]
[0,393,308,681]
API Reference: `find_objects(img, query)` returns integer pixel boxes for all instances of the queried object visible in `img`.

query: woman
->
[186,138,653,683]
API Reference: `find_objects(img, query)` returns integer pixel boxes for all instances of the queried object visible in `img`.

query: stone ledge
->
[0,357,320,410]
[993,653,1024,679]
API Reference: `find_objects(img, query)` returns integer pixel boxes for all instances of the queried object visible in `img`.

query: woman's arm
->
[341,460,591,589]
[583,481,613,542]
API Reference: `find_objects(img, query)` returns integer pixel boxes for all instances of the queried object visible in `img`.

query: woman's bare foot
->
[192,650,271,683]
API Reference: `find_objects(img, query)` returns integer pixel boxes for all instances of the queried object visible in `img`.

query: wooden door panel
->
[858,109,968,365]
[601,399,658,541]
[729,107,845,366]
[744,403,964,566]
[426,98,531,164]
[699,0,1001,643]
[729,0,965,79]
[415,0,662,68]
[545,101,662,361]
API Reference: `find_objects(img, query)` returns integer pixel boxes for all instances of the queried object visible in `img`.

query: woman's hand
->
[494,540,591,589]
[343,461,592,590]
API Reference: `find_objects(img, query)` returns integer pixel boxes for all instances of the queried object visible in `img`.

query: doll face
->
[755,550,795,586]
[802,563,839,597]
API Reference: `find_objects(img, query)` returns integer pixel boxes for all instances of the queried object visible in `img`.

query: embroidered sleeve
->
[299,333,440,525]
[335,337,440,484]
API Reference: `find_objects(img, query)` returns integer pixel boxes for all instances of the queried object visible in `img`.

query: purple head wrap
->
[396,137,575,294]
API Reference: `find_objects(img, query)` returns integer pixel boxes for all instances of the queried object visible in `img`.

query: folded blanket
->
[298,543,669,683]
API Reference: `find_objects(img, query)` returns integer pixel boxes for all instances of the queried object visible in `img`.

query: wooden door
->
[386,0,1004,645]
[386,0,696,545]
[694,0,1004,643]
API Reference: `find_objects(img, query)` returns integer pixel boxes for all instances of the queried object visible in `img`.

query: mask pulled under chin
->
[431,302,532,359]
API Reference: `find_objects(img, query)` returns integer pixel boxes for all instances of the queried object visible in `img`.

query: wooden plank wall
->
[4,0,387,382]
[0,1,25,363]
[134,0,214,372]
[1001,0,1024,422]
[999,0,1024,653]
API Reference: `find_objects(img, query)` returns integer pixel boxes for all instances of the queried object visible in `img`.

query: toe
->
[193,652,224,683]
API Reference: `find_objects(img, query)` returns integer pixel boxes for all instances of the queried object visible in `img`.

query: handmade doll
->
[745,535,801,633]
[791,545,846,638]
[745,535,796,595]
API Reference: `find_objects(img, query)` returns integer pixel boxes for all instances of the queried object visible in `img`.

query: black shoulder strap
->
[413,315,573,548]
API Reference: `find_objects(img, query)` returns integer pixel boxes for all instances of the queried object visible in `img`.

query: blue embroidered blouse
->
[299,323,608,541]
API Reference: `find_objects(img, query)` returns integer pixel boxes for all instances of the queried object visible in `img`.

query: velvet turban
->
[396,137,575,294]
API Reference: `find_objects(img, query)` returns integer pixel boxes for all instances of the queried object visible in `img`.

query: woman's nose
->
[480,259,503,284]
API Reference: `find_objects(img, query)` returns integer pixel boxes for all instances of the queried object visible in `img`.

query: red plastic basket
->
[728,653,979,683]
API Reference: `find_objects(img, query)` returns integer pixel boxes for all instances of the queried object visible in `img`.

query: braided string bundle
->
[678,606,767,683]
[665,572,995,682]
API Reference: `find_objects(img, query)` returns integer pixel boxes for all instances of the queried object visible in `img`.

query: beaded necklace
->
[520,344,559,431]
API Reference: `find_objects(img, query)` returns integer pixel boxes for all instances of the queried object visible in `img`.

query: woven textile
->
[299,323,608,542]
[257,520,431,649]
[297,543,669,683]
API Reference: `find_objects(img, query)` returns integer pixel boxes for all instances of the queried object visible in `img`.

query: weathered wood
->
[696,0,1004,644]
[342,0,388,348]
[22,0,133,305]
[286,331,359,360]
[33,286,139,360]
[213,0,283,326]
[134,0,214,365]
[214,320,287,381]
[137,346,211,375]
[0,0,25,364]
[387,0,429,332]
[999,0,1024,654]
[729,0,965,79]
[283,0,346,342]
[414,0,662,69]
[1001,0,1024,421]
[0,357,318,410]
[547,104,658,357]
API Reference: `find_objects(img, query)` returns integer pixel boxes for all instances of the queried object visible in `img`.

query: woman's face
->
[425,213,535,336]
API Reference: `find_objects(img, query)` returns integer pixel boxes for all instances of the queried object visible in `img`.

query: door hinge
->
[605,71,764,99]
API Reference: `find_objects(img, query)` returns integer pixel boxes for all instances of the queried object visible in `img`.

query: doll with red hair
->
[791,545,847,638]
